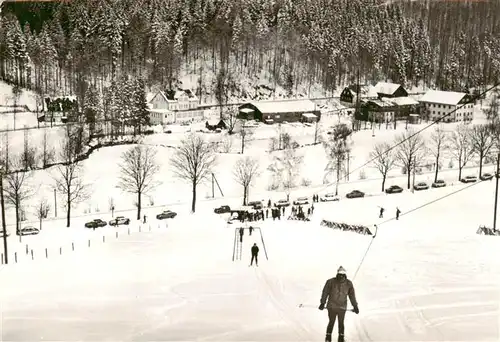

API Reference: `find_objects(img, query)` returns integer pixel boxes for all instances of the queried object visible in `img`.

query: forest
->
[0,0,499,102]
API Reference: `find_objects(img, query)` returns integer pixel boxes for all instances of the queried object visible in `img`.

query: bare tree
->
[54,135,89,227]
[170,133,217,212]
[11,85,22,130]
[394,129,426,189]
[223,106,238,134]
[268,146,303,201]
[117,145,160,220]
[314,120,321,145]
[41,129,55,168]
[54,160,89,227]
[4,156,34,232]
[369,142,396,192]
[35,198,50,230]
[22,126,38,170]
[323,124,352,195]
[238,120,254,154]
[429,125,449,183]
[233,156,260,205]
[470,124,495,176]
[449,125,475,181]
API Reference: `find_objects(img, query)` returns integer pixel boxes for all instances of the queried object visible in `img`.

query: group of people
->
[288,204,314,220]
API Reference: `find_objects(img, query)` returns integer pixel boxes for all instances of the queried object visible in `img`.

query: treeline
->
[0,0,499,101]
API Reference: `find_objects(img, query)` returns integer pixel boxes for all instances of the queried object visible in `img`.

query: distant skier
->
[249,243,259,267]
[396,207,401,220]
[319,266,359,342]
[143,215,147,223]
[239,227,244,243]
[379,207,384,218]
[249,226,253,236]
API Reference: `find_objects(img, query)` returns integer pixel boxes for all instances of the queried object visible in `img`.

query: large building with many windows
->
[148,89,204,125]
[418,90,474,123]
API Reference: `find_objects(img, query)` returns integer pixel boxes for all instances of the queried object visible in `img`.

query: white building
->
[419,90,474,123]
[148,89,204,124]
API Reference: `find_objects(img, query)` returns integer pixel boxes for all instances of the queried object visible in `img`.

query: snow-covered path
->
[1,183,499,341]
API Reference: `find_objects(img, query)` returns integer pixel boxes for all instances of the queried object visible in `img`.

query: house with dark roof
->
[373,82,408,98]
[148,89,203,124]
[339,84,371,107]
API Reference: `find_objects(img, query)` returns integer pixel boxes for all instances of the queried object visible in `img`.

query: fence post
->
[1,253,3,264]
[25,244,29,255]
[30,249,34,260]
[128,228,130,235]
[18,234,21,243]
[149,224,151,231]
[59,247,62,255]
[116,231,118,239]
[88,239,91,247]
[45,248,48,258]
[139,225,142,232]
[72,242,74,251]
[14,252,17,263]
[103,235,105,243]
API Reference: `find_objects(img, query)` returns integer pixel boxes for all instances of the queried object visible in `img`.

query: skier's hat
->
[337,266,346,275]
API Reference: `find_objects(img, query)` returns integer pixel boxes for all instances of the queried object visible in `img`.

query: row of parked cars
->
[84,210,178,229]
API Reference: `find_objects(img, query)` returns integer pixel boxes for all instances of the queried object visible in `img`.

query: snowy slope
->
[1,181,499,341]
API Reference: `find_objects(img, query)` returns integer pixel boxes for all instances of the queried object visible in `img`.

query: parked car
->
[293,197,309,205]
[346,190,365,199]
[109,216,130,226]
[214,205,231,214]
[320,193,340,202]
[84,219,107,229]
[156,210,177,220]
[480,173,494,181]
[0,229,9,238]
[274,199,290,207]
[164,130,172,134]
[385,185,403,194]
[432,179,446,188]
[461,175,477,183]
[16,226,40,236]
[414,182,429,191]
[247,201,263,210]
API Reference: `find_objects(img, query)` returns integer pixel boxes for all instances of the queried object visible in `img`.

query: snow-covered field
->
[1,81,500,341]
[1,180,499,341]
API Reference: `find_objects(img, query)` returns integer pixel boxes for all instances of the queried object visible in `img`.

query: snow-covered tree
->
[429,125,449,183]
[449,125,475,181]
[394,129,426,189]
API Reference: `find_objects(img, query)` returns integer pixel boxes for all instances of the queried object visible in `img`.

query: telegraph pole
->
[493,152,500,231]
[0,170,8,264]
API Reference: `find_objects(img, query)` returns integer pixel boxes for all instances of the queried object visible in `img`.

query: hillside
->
[0,0,498,104]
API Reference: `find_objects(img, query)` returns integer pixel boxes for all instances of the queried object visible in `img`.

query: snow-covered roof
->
[383,97,419,106]
[153,89,198,103]
[302,113,317,118]
[419,90,467,106]
[365,99,395,108]
[248,99,317,114]
[374,82,402,96]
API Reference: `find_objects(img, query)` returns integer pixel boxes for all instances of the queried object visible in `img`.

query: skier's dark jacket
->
[251,245,259,255]
[320,276,358,310]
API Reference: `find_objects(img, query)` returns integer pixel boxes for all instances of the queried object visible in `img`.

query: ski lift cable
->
[351,179,484,281]
[314,81,500,196]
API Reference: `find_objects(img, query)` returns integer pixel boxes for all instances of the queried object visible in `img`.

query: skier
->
[379,207,384,218]
[143,215,147,223]
[396,207,401,220]
[319,266,359,342]
[249,226,253,236]
[239,227,244,243]
[249,243,259,266]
